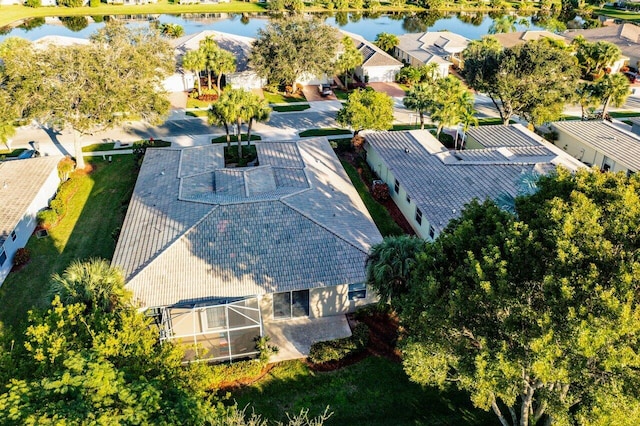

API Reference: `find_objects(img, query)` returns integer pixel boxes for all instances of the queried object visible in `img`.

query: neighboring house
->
[490,30,568,49]
[32,35,90,50]
[565,23,640,72]
[171,30,266,92]
[112,138,382,363]
[364,126,584,240]
[393,31,470,76]
[551,120,640,174]
[629,117,640,136]
[0,157,61,286]
[341,31,403,83]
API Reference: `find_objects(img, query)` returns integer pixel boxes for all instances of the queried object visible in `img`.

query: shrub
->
[308,323,370,363]
[49,199,66,217]
[295,83,304,94]
[208,359,265,389]
[371,181,390,201]
[90,0,100,6]
[57,156,75,182]
[351,135,365,152]
[13,248,30,267]
[25,0,41,7]
[255,335,279,363]
[37,209,59,229]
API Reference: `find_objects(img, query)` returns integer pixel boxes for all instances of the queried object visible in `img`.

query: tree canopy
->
[463,36,578,125]
[336,89,394,136]
[250,17,340,90]
[367,168,640,426]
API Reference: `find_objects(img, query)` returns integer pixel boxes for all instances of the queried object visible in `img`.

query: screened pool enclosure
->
[157,297,263,363]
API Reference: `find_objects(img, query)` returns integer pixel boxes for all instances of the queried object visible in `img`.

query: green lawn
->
[341,160,403,237]
[186,109,209,117]
[0,155,138,332]
[263,91,306,104]
[333,89,351,101]
[82,140,171,152]
[186,98,214,109]
[299,128,352,137]
[0,1,265,27]
[232,357,494,426]
[593,6,640,22]
[609,111,640,118]
[212,134,261,144]
[391,123,434,131]
[272,104,311,112]
[0,148,28,158]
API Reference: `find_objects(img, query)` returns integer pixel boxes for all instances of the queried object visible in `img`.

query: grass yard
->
[231,357,494,426]
[391,123,434,131]
[299,128,352,137]
[0,155,138,331]
[341,160,403,237]
[593,6,640,22]
[186,98,215,109]
[272,104,311,112]
[609,111,640,118]
[186,110,209,117]
[263,91,306,104]
[82,140,171,152]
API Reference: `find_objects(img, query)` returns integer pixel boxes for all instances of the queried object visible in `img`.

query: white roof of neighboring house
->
[490,30,568,48]
[340,30,403,68]
[397,31,470,65]
[32,35,90,50]
[565,23,640,62]
[172,30,255,73]
[112,138,382,308]
[552,120,640,171]
[365,126,584,235]
[0,156,60,245]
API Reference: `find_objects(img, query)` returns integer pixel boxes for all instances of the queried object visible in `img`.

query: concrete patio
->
[264,315,352,362]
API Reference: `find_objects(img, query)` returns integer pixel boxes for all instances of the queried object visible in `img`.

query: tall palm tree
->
[597,73,630,117]
[488,15,529,34]
[431,76,474,139]
[365,235,425,308]
[335,36,364,89]
[212,48,236,92]
[199,36,219,91]
[456,99,478,150]
[243,96,271,146]
[182,49,205,97]
[403,83,435,130]
[208,100,234,147]
[374,32,399,53]
[50,258,129,314]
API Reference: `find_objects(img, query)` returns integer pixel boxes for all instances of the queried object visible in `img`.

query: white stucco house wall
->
[364,127,584,240]
[112,138,382,363]
[0,156,61,286]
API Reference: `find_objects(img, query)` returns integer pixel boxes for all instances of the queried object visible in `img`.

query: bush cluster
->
[13,248,31,267]
[308,322,369,364]
[371,181,390,201]
[37,175,82,229]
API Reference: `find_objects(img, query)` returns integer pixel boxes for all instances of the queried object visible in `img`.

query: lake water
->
[0,12,543,43]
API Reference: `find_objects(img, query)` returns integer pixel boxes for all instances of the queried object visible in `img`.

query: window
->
[394,179,400,194]
[415,207,422,225]
[348,283,366,300]
[429,225,435,239]
[0,249,5,267]
[406,194,411,204]
[205,306,226,330]
[10,231,16,242]
[273,290,309,319]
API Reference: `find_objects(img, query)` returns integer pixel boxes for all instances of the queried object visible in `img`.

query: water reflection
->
[0,11,546,43]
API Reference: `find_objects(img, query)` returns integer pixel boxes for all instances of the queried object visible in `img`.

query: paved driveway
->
[302,84,338,102]
[368,82,406,98]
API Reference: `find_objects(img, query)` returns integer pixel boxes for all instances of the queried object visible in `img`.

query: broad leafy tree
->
[335,36,364,89]
[371,168,640,426]
[250,17,340,90]
[374,32,399,53]
[336,89,394,136]
[463,37,578,125]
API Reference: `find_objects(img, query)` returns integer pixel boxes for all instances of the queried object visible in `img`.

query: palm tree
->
[208,100,234,147]
[182,49,205,97]
[597,73,630,117]
[335,36,364,89]
[456,100,478,150]
[575,82,600,120]
[488,15,529,34]
[199,36,219,91]
[212,48,236,92]
[403,83,435,130]
[374,32,399,54]
[431,76,474,139]
[365,235,425,308]
[243,96,271,146]
[50,258,129,314]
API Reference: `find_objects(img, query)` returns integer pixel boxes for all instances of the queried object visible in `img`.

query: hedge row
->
[308,322,370,364]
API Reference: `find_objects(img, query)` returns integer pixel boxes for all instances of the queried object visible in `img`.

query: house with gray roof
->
[112,138,382,362]
[342,31,403,83]
[364,126,584,240]
[551,120,640,174]
[0,156,60,285]
[393,31,470,77]
[490,30,568,49]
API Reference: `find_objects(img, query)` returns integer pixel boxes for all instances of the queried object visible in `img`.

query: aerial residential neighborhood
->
[0,1,640,425]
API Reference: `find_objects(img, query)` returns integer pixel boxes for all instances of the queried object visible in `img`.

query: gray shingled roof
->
[342,30,403,68]
[173,30,255,72]
[551,120,640,171]
[0,156,60,245]
[364,130,583,235]
[467,125,542,148]
[112,138,382,308]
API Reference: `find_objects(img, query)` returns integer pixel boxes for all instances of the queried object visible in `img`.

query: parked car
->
[318,84,333,97]
[624,72,639,84]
